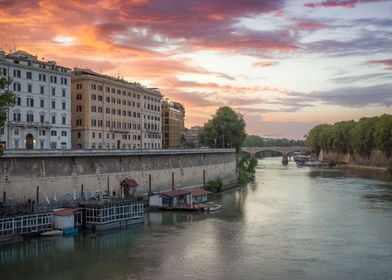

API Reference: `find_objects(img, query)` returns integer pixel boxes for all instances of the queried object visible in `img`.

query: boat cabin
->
[53,207,84,234]
[190,189,212,204]
[81,199,144,231]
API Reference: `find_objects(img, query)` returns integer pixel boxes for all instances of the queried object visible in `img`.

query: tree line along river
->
[0,157,391,280]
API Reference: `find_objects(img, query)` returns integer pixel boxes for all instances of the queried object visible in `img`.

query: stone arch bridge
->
[241,146,311,157]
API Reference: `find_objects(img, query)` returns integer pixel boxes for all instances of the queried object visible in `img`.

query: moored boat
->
[40,230,63,236]
[207,203,222,212]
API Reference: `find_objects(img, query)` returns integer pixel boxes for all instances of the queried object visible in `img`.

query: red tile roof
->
[189,188,212,196]
[161,189,191,197]
[54,207,84,217]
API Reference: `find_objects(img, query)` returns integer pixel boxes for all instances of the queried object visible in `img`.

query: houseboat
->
[0,211,53,244]
[80,198,144,232]
[149,188,213,211]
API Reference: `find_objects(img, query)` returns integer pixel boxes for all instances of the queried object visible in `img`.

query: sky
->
[0,0,391,139]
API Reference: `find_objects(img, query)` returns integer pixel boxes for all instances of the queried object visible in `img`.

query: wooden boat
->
[40,230,63,236]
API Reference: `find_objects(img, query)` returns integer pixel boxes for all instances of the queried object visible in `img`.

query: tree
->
[0,76,16,128]
[374,114,392,157]
[199,106,246,153]
[350,117,378,157]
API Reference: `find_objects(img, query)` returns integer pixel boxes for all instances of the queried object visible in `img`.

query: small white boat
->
[40,230,63,236]
[207,203,222,212]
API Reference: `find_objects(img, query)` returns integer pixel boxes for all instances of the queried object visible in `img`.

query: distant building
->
[71,68,162,149]
[184,126,201,148]
[161,99,185,149]
[0,50,72,150]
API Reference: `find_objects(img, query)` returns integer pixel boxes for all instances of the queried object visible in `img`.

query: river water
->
[1,157,392,280]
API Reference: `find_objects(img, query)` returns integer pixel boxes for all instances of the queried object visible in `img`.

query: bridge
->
[241,146,311,157]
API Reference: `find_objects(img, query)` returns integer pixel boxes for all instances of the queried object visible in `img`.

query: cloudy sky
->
[1,0,391,139]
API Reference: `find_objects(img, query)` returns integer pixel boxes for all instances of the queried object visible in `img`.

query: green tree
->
[0,76,16,128]
[330,120,355,154]
[350,117,378,157]
[306,124,329,154]
[374,114,392,157]
[199,106,246,153]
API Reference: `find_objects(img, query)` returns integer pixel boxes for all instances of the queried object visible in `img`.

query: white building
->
[0,50,72,150]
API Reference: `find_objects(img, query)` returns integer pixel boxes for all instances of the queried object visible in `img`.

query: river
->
[1,157,391,280]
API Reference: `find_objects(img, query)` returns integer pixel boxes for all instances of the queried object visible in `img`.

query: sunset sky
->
[1,0,391,139]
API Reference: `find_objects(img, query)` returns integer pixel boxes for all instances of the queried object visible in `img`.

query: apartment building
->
[71,68,162,149]
[161,99,185,149]
[0,50,72,150]
[141,88,162,150]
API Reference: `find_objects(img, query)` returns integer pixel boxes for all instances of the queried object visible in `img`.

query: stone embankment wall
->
[319,149,389,168]
[0,149,237,203]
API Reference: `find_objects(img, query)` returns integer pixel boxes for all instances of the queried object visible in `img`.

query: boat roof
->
[189,188,212,196]
[161,189,192,197]
[54,207,84,217]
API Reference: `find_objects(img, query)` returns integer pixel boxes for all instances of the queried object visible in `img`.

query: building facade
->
[141,88,162,150]
[184,126,201,148]
[0,50,72,150]
[162,99,185,149]
[71,68,162,149]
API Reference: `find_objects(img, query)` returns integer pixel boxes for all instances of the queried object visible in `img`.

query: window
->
[51,115,56,124]
[91,84,96,90]
[98,95,103,101]
[1,68,6,76]
[62,89,66,97]
[76,94,82,100]
[26,72,32,80]
[91,119,97,127]
[62,102,66,110]
[40,99,44,108]
[76,119,82,126]
[98,85,103,91]
[16,97,21,105]
[40,115,45,123]
[77,132,81,138]
[26,113,34,122]
[52,88,56,96]
[39,130,46,136]
[61,131,67,137]
[13,70,21,78]
[50,76,57,83]
[106,87,110,92]
[40,86,45,94]
[62,116,66,125]
[39,74,46,82]
[91,106,96,112]
[91,94,96,100]
[106,96,110,102]
[98,120,103,127]
[13,83,21,91]
[76,105,82,112]
[111,109,115,115]
[28,84,32,93]
[27,98,34,107]
[13,112,21,121]
[51,100,56,109]
[51,130,57,136]
[50,142,57,149]
[98,106,103,113]
[76,83,82,90]
[61,77,68,85]
[92,132,95,138]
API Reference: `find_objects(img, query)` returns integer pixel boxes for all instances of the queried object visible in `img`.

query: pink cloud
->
[304,0,385,8]
[367,59,392,70]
